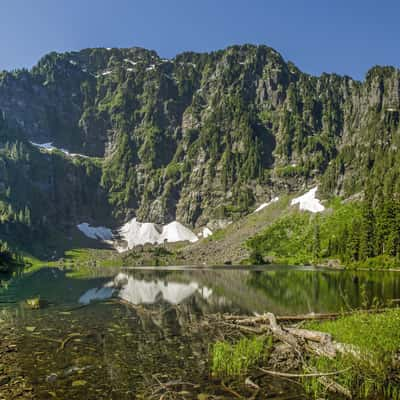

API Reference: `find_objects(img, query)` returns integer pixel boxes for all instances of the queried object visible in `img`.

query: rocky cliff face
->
[0,44,399,243]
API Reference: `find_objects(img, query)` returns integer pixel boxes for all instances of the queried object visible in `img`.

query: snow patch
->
[160,221,198,244]
[291,187,325,213]
[253,197,279,213]
[124,59,138,66]
[30,141,88,158]
[118,218,198,251]
[146,64,155,71]
[101,70,113,76]
[77,223,113,241]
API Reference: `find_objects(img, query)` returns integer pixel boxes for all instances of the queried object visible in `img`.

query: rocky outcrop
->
[0,44,398,245]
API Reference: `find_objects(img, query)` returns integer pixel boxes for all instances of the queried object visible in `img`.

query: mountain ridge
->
[0,43,398,254]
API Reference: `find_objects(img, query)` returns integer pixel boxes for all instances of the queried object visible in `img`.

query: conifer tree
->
[359,190,375,260]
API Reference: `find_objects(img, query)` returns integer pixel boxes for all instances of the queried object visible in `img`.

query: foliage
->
[0,240,23,271]
[304,309,400,399]
[247,192,400,268]
[246,211,315,265]
[211,336,271,377]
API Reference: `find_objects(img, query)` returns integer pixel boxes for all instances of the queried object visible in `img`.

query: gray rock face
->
[0,45,398,236]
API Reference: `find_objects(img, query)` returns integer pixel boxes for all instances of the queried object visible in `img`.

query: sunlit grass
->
[211,336,271,377]
[304,309,400,399]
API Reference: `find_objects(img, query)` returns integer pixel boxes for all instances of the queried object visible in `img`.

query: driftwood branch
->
[57,333,82,352]
[222,307,391,323]
[306,367,352,398]
[259,366,351,378]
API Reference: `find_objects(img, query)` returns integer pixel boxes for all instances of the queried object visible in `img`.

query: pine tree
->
[359,191,375,260]
[312,220,321,259]
[347,220,361,261]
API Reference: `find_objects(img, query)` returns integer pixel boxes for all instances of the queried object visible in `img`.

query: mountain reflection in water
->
[1,266,400,399]
[79,272,213,305]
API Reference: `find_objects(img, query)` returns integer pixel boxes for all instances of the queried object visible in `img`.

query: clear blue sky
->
[0,0,398,80]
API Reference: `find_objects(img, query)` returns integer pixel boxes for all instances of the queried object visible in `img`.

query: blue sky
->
[0,0,398,80]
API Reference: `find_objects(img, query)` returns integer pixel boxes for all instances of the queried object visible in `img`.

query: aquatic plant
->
[211,336,271,377]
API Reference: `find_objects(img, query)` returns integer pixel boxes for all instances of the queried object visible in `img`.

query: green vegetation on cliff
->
[0,45,399,255]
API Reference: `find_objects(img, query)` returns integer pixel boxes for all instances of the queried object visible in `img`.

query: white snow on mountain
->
[124,59,138,66]
[117,218,198,251]
[77,223,113,241]
[291,187,325,213]
[30,141,88,158]
[160,221,199,244]
[253,196,279,213]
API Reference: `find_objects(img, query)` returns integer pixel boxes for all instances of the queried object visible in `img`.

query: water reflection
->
[1,266,400,399]
[79,272,213,305]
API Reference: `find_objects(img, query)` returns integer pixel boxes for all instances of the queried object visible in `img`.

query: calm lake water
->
[0,265,399,399]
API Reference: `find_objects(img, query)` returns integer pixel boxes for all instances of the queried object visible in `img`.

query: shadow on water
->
[0,265,400,399]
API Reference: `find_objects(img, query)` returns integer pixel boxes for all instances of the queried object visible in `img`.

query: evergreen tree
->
[359,192,375,260]
[312,220,321,259]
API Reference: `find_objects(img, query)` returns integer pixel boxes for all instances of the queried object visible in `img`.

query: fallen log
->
[285,327,332,344]
[259,366,351,378]
[306,367,352,399]
[264,313,302,349]
[222,307,392,323]
[219,311,363,397]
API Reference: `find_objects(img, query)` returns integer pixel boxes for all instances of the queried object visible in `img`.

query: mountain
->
[0,44,399,254]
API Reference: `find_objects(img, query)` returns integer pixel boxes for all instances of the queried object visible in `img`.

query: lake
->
[0,265,399,399]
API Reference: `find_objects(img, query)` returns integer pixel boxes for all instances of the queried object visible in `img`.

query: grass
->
[211,336,272,377]
[303,309,400,399]
[347,255,400,270]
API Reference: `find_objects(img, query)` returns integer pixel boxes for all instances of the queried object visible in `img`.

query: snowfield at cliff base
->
[118,218,199,250]
[77,218,199,251]
[77,223,113,240]
[291,187,325,213]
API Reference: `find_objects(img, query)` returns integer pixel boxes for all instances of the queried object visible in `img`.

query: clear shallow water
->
[0,265,400,399]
